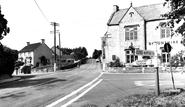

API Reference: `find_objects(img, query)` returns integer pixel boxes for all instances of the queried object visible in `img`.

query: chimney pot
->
[41,39,45,44]
[113,5,119,12]
[27,42,30,46]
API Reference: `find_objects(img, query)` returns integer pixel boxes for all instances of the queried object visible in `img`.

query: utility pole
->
[51,22,59,72]
[59,32,62,68]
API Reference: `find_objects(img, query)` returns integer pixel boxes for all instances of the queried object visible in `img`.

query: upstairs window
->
[125,26,138,41]
[160,23,171,38]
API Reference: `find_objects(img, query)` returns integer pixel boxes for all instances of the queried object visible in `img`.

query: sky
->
[1,0,164,56]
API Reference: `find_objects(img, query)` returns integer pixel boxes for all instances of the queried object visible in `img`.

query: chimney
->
[41,39,45,44]
[113,5,119,12]
[27,42,30,46]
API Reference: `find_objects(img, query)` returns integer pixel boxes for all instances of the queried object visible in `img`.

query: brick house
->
[103,3,185,66]
[18,39,53,66]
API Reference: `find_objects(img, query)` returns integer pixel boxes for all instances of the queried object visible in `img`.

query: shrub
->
[0,45,18,76]
[60,63,78,70]
[108,58,124,67]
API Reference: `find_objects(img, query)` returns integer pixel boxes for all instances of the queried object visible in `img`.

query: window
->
[162,49,170,63]
[112,55,116,60]
[125,50,138,63]
[161,24,171,38]
[125,27,138,41]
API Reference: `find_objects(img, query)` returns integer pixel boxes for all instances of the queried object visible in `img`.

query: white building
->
[18,39,53,66]
[103,3,185,66]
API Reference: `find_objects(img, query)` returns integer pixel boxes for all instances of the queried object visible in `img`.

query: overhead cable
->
[34,0,50,23]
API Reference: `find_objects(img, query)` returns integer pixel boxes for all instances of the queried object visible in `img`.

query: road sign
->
[135,49,154,56]
[164,43,172,53]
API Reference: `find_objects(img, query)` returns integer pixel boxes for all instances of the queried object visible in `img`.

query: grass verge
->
[106,88,185,107]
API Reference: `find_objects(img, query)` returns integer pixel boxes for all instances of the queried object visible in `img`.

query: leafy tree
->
[58,46,88,60]
[0,6,10,41]
[73,47,88,60]
[160,1,185,89]
[92,49,102,59]
[170,50,185,67]
[39,55,47,66]
[162,0,185,45]
[0,46,18,76]
[0,6,17,77]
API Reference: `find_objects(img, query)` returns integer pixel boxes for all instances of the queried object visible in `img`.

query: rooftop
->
[19,43,41,53]
[108,3,170,25]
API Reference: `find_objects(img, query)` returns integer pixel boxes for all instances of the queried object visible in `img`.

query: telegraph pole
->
[51,22,59,72]
[59,32,62,68]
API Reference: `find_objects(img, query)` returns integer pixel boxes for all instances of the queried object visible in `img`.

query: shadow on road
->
[0,77,66,89]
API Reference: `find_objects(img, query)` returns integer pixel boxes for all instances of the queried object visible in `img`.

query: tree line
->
[0,6,18,77]
[58,46,88,60]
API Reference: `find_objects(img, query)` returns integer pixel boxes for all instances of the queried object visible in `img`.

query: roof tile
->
[19,43,41,52]
[108,3,170,25]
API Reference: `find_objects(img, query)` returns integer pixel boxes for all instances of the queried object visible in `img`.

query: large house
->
[18,39,53,66]
[102,3,185,66]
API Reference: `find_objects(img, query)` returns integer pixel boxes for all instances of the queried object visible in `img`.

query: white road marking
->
[46,72,103,107]
[135,80,184,86]
[61,79,103,107]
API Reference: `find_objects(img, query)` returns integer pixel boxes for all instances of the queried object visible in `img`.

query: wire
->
[34,0,50,23]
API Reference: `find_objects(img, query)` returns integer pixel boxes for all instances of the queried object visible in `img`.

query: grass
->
[106,88,185,107]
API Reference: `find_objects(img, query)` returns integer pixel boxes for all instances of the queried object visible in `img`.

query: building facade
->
[103,3,185,66]
[18,39,53,66]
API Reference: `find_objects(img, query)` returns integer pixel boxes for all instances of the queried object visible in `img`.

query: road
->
[69,73,185,107]
[1,59,185,107]
[0,59,102,107]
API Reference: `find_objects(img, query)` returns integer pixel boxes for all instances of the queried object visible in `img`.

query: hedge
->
[0,45,18,76]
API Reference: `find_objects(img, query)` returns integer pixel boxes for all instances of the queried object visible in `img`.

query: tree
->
[162,0,185,45]
[170,50,185,67]
[73,47,88,60]
[0,6,10,41]
[0,6,17,77]
[39,55,47,66]
[0,46,18,76]
[92,49,102,59]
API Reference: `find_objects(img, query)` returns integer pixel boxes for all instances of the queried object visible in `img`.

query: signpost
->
[164,43,175,90]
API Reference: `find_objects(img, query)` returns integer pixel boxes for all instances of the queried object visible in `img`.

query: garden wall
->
[105,67,185,73]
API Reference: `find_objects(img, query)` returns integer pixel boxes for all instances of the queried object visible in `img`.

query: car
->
[96,59,100,63]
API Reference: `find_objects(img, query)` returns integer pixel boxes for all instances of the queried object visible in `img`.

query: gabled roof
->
[108,3,170,25]
[108,8,128,25]
[19,43,41,53]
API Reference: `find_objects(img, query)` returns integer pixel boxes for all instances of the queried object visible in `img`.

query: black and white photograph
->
[1,0,185,107]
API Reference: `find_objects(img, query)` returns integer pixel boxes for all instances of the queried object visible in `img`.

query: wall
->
[146,20,185,57]
[116,7,145,63]
[105,26,120,63]
[34,44,52,66]
[18,52,34,66]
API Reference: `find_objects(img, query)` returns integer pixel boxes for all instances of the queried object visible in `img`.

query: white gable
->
[120,7,144,24]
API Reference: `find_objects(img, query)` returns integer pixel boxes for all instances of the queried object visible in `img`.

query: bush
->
[108,58,124,67]
[80,57,87,64]
[0,45,18,76]
[60,63,78,70]
[21,66,31,74]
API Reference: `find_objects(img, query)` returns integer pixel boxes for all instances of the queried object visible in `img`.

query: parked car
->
[96,59,99,63]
